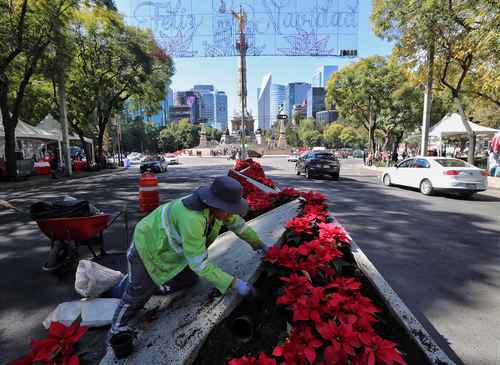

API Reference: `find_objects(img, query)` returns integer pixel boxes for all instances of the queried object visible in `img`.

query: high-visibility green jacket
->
[134,197,263,294]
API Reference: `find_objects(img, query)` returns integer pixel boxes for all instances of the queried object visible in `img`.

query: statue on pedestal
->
[197,124,209,148]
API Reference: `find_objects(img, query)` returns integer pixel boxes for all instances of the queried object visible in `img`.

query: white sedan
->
[382,157,488,197]
[164,153,179,165]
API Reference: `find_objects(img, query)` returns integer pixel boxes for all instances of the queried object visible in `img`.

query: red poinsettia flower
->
[228,352,276,365]
[317,223,351,245]
[279,187,301,200]
[358,333,408,365]
[286,217,314,236]
[8,318,88,365]
[300,191,327,205]
[325,277,362,293]
[316,319,361,364]
[273,324,323,365]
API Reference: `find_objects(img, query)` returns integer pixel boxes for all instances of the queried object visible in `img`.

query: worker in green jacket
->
[108,176,266,358]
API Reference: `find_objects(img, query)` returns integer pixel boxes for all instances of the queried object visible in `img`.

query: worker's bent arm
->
[224,214,264,250]
[179,215,234,294]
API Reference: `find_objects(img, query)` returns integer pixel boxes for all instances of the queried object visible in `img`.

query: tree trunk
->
[455,97,475,165]
[421,43,434,156]
[3,116,17,179]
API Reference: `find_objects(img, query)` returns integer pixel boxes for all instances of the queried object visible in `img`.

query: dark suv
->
[296,152,341,180]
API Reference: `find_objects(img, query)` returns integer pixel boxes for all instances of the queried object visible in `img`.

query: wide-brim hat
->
[195,176,248,216]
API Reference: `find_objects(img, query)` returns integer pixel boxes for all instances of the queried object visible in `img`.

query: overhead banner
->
[122,0,359,57]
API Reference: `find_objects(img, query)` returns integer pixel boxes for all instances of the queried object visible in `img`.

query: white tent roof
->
[0,116,58,141]
[430,113,499,138]
[37,114,93,144]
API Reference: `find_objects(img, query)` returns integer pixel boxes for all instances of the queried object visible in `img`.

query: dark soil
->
[195,258,432,365]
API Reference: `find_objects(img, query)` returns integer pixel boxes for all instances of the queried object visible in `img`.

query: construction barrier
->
[139,172,159,213]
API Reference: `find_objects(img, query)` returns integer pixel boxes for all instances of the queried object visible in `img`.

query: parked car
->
[140,155,168,173]
[288,153,299,162]
[296,151,341,180]
[164,153,179,165]
[382,157,488,197]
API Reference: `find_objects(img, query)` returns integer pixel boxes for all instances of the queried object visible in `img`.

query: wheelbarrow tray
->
[36,213,112,241]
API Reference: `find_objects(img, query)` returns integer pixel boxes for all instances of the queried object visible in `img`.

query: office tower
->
[285,82,311,117]
[270,83,286,127]
[215,91,228,130]
[307,87,326,119]
[169,90,201,123]
[257,73,272,130]
[312,65,339,87]
[148,87,174,127]
[193,85,215,125]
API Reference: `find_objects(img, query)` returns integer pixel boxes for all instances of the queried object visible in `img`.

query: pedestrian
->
[367,152,373,166]
[488,149,499,176]
[363,150,366,165]
[108,176,268,358]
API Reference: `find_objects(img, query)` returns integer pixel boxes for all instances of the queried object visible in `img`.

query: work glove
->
[232,278,256,296]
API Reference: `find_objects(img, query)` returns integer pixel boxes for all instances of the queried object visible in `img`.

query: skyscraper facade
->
[215,91,228,130]
[270,83,286,127]
[307,87,326,119]
[285,82,311,117]
[193,85,215,125]
[257,73,272,130]
[169,91,201,123]
[312,65,339,87]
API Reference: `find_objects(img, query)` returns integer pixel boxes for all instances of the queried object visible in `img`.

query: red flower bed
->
[234,159,276,189]
[228,161,407,365]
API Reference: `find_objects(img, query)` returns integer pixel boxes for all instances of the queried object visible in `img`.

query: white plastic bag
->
[43,299,121,328]
[75,260,124,298]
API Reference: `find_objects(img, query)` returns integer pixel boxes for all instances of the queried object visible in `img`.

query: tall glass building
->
[257,73,272,130]
[215,91,228,130]
[307,87,326,119]
[285,82,311,117]
[270,84,286,127]
[193,85,215,125]
[312,65,339,87]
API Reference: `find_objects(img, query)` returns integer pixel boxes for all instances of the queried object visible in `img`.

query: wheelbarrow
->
[1,199,129,274]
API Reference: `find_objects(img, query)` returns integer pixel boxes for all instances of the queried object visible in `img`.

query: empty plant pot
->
[230,316,254,343]
[110,331,135,359]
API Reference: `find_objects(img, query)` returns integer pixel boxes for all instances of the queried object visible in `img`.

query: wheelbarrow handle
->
[0,199,30,217]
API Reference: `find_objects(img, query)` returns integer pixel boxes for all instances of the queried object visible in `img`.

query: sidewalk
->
[0,167,127,193]
[361,165,500,190]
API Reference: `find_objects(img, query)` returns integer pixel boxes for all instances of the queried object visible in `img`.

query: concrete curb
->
[348,235,457,364]
[99,199,302,365]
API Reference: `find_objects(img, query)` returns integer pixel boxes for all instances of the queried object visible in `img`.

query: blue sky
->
[114,0,393,117]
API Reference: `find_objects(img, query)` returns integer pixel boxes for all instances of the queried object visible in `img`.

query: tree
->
[340,127,360,147]
[159,119,199,152]
[285,127,300,147]
[323,123,344,149]
[0,0,76,178]
[301,130,323,148]
[64,5,174,166]
[206,127,222,143]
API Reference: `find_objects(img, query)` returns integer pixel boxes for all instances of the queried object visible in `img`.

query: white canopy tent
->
[430,113,499,138]
[37,114,95,163]
[429,113,499,156]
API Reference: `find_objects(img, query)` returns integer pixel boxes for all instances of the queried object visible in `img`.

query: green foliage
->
[285,127,300,147]
[323,123,344,148]
[301,130,323,148]
[159,119,200,152]
[206,127,222,142]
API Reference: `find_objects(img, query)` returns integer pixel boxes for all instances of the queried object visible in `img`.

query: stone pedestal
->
[197,125,209,148]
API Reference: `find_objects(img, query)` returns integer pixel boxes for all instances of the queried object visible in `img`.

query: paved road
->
[1,157,499,364]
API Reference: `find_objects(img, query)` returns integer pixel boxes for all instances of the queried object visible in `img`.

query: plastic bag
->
[75,260,124,298]
[43,299,121,328]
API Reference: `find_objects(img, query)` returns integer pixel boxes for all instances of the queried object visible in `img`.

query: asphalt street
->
[1,157,499,364]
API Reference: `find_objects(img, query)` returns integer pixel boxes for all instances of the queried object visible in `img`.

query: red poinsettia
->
[300,191,327,205]
[277,274,313,306]
[273,325,323,365]
[357,333,408,365]
[247,191,275,212]
[317,222,351,245]
[316,319,361,364]
[279,187,301,200]
[9,318,88,365]
[228,352,276,365]
[286,217,314,236]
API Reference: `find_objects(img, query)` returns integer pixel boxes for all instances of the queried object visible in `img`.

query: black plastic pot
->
[230,316,254,343]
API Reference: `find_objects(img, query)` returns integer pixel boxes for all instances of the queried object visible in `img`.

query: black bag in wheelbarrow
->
[30,197,99,220]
